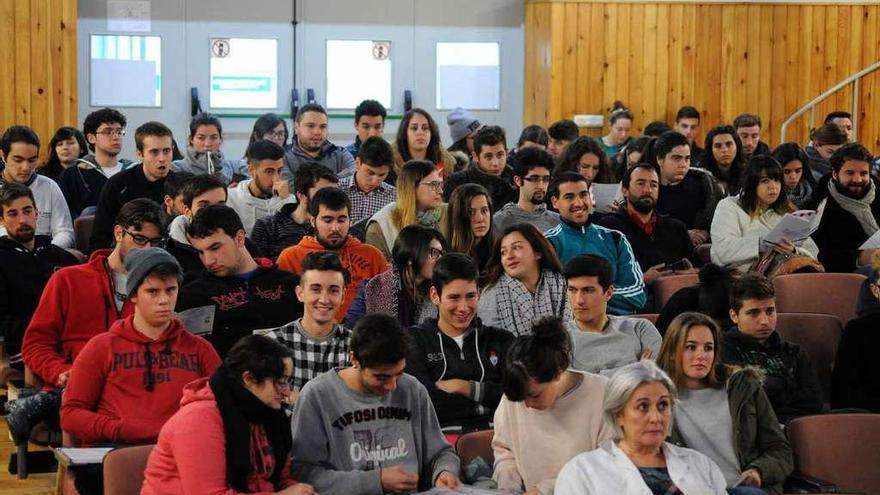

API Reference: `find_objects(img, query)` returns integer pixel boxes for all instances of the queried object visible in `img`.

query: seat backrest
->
[774,312,843,402]
[456,429,494,467]
[774,273,865,325]
[630,313,659,324]
[653,273,699,309]
[73,215,95,253]
[788,414,880,494]
[103,444,154,495]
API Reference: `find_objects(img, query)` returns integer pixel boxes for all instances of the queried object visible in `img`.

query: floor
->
[0,398,57,495]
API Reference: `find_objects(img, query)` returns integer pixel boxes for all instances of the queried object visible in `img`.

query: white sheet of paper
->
[55,447,114,466]
[176,305,216,336]
[859,229,880,249]
[591,182,621,213]
[763,211,818,245]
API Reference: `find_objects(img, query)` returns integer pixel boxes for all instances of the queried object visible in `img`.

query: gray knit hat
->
[447,108,482,143]
[124,247,182,296]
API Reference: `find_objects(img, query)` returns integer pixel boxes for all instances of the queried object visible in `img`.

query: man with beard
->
[283,103,356,180]
[225,139,294,235]
[545,172,646,315]
[811,143,880,272]
[443,126,518,213]
[89,121,176,251]
[733,113,771,160]
[278,187,386,321]
[176,205,301,357]
[0,184,78,371]
[493,147,560,233]
[599,164,696,288]
[701,125,746,196]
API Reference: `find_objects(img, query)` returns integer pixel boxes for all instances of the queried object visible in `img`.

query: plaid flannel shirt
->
[266,319,352,390]
[337,175,396,225]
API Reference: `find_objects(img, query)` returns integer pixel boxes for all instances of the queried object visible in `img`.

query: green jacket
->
[669,367,794,494]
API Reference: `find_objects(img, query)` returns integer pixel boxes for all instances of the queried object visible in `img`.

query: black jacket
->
[57,155,134,218]
[164,236,266,285]
[597,209,696,272]
[831,308,880,412]
[808,175,880,273]
[721,329,824,423]
[89,165,171,252]
[405,318,514,431]
[443,165,518,213]
[176,262,302,358]
[0,235,78,357]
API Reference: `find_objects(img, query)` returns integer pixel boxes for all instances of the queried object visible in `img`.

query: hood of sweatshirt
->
[169,215,190,245]
[178,376,214,407]
[182,146,230,176]
[0,234,55,253]
[109,315,185,345]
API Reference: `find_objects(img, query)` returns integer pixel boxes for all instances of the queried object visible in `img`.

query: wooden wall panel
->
[0,0,78,164]
[524,1,880,151]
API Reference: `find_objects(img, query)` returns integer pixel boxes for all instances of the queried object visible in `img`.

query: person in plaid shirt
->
[267,251,351,392]
[338,136,396,225]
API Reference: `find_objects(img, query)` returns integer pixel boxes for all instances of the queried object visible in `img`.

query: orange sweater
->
[276,236,387,322]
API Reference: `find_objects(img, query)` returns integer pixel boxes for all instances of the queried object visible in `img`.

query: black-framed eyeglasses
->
[95,128,126,137]
[522,176,551,184]
[123,229,164,247]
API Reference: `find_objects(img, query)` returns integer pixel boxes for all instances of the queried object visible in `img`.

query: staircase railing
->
[780,60,880,143]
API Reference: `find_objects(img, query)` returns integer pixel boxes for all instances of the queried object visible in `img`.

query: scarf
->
[827,178,879,236]
[416,208,442,231]
[364,267,436,328]
[787,179,813,208]
[209,365,292,492]
[492,270,569,336]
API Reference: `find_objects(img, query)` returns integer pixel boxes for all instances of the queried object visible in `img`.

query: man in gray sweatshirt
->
[492,147,560,234]
[291,313,461,495]
[564,254,662,376]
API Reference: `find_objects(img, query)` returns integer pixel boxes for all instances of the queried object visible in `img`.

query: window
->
[210,38,278,109]
[436,42,500,110]
[326,40,392,109]
[90,34,161,107]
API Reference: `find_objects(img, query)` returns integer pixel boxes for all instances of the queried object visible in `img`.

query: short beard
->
[836,180,870,199]
[9,227,35,245]
[316,233,347,250]
[629,196,655,214]
[529,193,545,205]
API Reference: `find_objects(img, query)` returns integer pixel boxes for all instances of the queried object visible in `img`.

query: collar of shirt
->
[626,205,658,235]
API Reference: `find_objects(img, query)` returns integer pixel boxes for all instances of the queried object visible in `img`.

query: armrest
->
[784,471,839,493]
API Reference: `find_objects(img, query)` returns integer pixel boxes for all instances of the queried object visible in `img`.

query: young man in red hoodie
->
[277,187,386,321]
[61,247,220,493]
[6,198,165,446]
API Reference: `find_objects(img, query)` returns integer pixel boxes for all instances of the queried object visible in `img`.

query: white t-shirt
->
[112,271,128,312]
[451,334,466,350]
[102,162,123,178]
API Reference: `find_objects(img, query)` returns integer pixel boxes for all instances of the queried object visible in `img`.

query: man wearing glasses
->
[89,121,176,252]
[58,107,133,218]
[492,147,560,234]
[9,199,165,447]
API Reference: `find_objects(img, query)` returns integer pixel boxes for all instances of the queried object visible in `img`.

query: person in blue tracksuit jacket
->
[544,171,646,315]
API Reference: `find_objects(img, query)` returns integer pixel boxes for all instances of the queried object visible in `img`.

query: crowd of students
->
[0,99,877,494]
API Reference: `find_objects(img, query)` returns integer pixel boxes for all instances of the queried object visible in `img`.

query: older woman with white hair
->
[555,360,728,495]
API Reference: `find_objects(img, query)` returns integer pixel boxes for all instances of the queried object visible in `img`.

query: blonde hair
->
[391,159,436,230]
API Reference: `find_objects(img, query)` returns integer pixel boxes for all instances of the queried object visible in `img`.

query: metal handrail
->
[780,59,880,143]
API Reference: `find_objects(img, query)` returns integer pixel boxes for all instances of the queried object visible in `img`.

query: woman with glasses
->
[710,155,819,272]
[446,183,497,280]
[478,223,570,336]
[345,225,446,328]
[391,108,457,184]
[365,159,448,259]
[142,335,318,495]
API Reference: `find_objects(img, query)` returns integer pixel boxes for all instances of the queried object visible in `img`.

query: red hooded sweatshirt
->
[142,378,298,495]
[60,316,220,446]
[276,236,387,321]
[22,249,134,388]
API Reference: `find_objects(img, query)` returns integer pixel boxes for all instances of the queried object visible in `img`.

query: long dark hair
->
[247,113,288,151]
[556,136,617,183]
[501,316,572,401]
[738,155,794,216]
[485,223,563,287]
[44,126,88,171]
[772,142,811,186]
[703,125,745,192]
[396,108,442,163]
[447,184,496,272]
[391,224,447,302]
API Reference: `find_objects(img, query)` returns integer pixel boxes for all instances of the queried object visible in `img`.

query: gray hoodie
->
[492,202,561,234]
[291,368,460,495]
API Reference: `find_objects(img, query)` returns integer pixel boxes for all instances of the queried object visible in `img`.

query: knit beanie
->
[447,108,482,144]
[124,247,182,296]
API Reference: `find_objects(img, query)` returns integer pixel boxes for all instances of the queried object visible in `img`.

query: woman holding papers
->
[710,155,819,272]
